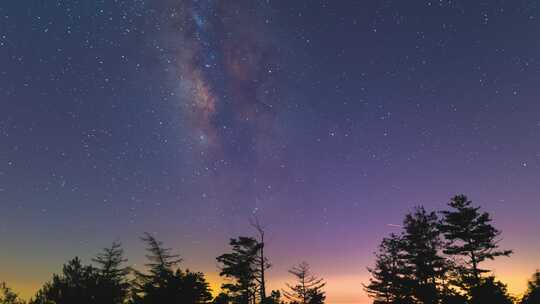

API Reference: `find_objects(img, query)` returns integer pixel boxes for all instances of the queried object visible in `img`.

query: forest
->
[1,195,539,304]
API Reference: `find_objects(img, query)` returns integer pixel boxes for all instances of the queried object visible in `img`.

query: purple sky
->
[1,1,540,303]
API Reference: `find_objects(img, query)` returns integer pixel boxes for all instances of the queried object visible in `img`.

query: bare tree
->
[250,215,271,304]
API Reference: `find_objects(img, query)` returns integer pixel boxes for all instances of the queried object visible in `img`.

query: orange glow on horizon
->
[9,273,533,304]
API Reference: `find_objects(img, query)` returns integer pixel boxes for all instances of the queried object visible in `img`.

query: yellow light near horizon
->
[7,264,537,303]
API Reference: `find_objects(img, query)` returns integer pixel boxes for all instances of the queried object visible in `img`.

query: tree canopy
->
[366,195,515,304]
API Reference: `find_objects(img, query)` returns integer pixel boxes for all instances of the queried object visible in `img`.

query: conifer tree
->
[264,290,282,304]
[139,232,183,277]
[439,195,512,289]
[0,282,24,304]
[469,276,513,304]
[364,234,414,304]
[216,237,259,304]
[401,207,448,304]
[92,241,130,304]
[132,233,211,304]
[168,269,213,304]
[213,292,232,304]
[282,262,325,304]
[521,270,540,304]
[31,257,100,304]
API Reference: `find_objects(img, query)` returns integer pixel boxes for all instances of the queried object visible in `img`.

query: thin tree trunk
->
[470,250,480,287]
[260,239,266,302]
[251,216,267,304]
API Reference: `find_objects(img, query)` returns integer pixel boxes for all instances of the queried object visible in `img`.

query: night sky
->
[1,1,540,303]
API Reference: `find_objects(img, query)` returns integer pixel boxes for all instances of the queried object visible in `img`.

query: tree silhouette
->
[439,195,512,290]
[216,237,260,304]
[263,290,283,304]
[364,234,414,304]
[2,203,529,304]
[132,232,182,296]
[401,207,448,304]
[92,241,130,304]
[250,216,271,304]
[1,282,24,304]
[439,293,467,304]
[282,262,326,304]
[213,292,232,304]
[169,269,213,304]
[366,197,520,304]
[132,233,212,304]
[29,244,132,304]
[31,257,100,304]
[469,276,513,304]
[140,232,183,276]
[520,270,540,304]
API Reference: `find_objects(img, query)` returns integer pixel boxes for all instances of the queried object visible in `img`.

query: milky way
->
[168,1,281,156]
[152,0,292,216]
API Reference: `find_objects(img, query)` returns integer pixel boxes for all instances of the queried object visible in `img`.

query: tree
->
[137,232,183,278]
[132,232,182,298]
[168,269,213,304]
[32,246,130,304]
[31,257,100,304]
[1,282,24,304]
[520,270,540,304]
[263,290,282,304]
[250,216,271,304]
[401,206,448,304]
[282,262,326,304]
[213,292,232,304]
[92,241,130,304]
[217,237,260,304]
[469,277,513,304]
[132,233,212,304]
[364,234,414,304]
[439,195,512,290]
[439,293,467,304]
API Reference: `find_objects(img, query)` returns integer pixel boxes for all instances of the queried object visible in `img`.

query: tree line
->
[1,219,325,304]
[1,194,539,304]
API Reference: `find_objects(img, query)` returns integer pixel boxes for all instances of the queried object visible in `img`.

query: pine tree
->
[132,232,181,303]
[439,195,512,290]
[168,269,213,304]
[0,282,24,304]
[264,290,282,304]
[213,292,232,304]
[402,206,448,304]
[92,241,130,304]
[469,277,513,304]
[137,232,182,279]
[520,270,540,304]
[282,262,326,304]
[31,257,100,304]
[140,232,182,276]
[364,234,414,304]
[216,237,259,304]
[132,233,213,304]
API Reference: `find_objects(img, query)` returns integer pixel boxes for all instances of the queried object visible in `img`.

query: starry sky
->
[1,1,540,303]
